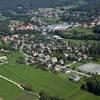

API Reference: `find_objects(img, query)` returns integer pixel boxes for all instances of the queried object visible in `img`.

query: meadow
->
[0,53,100,100]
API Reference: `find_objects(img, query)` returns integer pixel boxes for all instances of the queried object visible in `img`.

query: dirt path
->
[0,75,40,98]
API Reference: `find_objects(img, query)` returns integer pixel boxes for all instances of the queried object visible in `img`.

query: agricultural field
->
[0,53,100,100]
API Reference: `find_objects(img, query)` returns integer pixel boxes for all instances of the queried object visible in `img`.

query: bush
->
[20,83,32,91]
[39,91,64,100]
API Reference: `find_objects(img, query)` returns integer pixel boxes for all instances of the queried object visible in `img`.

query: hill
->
[75,0,100,11]
[0,0,99,10]
[0,0,85,10]
[0,0,66,9]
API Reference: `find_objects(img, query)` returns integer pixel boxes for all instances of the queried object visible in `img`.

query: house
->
[69,74,80,82]
[53,35,63,40]
[59,60,64,65]
[51,57,57,63]
[54,65,66,72]
[62,68,71,74]
[47,63,52,68]
[45,55,50,61]
[2,36,9,43]
[54,65,62,71]
[0,56,8,64]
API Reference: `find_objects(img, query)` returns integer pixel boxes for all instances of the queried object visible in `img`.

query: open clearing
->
[0,53,100,100]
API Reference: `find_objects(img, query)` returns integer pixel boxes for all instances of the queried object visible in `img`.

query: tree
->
[93,25,100,34]
[39,91,64,100]
[20,83,32,91]
[53,49,64,60]
[0,20,10,34]
[81,76,100,95]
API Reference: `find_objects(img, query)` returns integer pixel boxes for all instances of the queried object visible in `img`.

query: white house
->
[69,74,80,82]
[0,56,8,64]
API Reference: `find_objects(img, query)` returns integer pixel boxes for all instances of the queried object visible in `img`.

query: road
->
[67,61,92,77]
[69,69,92,77]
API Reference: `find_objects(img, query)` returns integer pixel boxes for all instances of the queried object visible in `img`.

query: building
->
[0,56,8,64]
[69,73,80,82]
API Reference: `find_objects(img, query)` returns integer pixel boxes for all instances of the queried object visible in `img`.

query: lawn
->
[0,53,100,100]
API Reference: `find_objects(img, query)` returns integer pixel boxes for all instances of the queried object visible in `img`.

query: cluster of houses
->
[0,33,95,82]
[9,23,40,32]
[83,18,100,28]
[1,7,100,82]
[7,7,100,36]
[1,34,92,72]
[1,33,93,82]
[32,8,61,22]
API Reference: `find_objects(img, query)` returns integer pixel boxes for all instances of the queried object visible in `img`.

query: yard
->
[0,53,100,100]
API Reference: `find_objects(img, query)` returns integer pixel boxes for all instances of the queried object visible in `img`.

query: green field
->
[0,53,100,100]
[72,27,94,35]
[64,39,99,45]
[0,78,23,100]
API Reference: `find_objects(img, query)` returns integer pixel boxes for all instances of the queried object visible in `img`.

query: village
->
[0,32,98,82]
[0,7,99,83]
[0,1,100,99]
[5,7,100,35]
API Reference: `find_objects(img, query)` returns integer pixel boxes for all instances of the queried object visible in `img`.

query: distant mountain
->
[0,0,66,9]
[75,0,100,11]
[0,0,85,10]
[0,0,99,10]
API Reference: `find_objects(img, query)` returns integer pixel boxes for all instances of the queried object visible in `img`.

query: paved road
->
[66,61,91,77]
[69,69,92,77]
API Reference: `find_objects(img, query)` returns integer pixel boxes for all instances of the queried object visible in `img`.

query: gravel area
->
[77,63,100,74]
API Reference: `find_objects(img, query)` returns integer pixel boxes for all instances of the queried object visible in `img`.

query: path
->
[0,74,40,98]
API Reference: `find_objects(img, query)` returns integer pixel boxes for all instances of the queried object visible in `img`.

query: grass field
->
[0,78,23,100]
[64,39,99,45]
[72,27,94,35]
[0,53,100,100]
